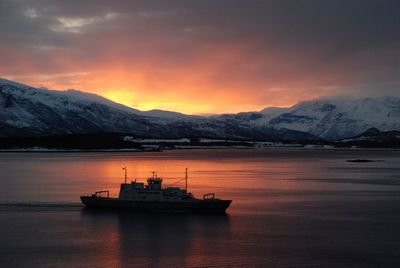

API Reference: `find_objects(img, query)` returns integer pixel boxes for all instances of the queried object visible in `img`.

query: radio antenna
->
[185,168,188,191]
[122,167,127,184]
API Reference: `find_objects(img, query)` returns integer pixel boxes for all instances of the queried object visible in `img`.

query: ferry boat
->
[80,168,232,213]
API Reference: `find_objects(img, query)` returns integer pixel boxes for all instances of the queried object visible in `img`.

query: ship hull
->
[80,196,232,213]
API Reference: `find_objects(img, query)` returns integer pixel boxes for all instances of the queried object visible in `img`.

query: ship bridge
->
[146,174,163,190]
[118,169,191,201]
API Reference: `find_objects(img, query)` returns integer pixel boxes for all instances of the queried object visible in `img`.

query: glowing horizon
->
[1,1,399,114]
[2,73,305,115]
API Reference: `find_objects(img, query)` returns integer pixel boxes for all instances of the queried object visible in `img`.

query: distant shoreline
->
[1,146,399,153]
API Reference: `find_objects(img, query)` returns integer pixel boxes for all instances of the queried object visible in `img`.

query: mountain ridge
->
[0,78,399,141]
[337,127,400,148]
[0,78,318,141]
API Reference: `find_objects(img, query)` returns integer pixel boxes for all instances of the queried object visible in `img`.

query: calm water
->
[0,148,400,267]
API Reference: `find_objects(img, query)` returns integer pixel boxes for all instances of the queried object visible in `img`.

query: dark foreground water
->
[0,148,400,267]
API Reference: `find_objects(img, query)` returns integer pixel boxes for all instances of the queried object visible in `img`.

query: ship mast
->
[185,168,188,192]
[123,167,127,184]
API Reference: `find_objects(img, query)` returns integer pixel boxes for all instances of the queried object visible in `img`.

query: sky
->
[0,0,399,114]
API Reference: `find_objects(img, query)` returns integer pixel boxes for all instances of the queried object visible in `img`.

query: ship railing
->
[203,193,215,200]
[93,191,109,198]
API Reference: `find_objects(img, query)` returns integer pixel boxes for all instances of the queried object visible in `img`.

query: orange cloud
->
[1,0,400,115]
[1,41,336,115]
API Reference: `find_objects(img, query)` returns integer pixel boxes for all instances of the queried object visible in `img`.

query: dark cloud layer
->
[0,0,399,113]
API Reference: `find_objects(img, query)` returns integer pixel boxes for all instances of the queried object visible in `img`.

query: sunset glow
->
[1,1,399,114]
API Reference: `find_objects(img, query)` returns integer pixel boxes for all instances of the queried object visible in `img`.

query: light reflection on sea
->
[0,148,399,267]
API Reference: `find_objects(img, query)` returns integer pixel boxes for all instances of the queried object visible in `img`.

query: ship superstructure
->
[119,170,192,201]
[80,168,231,213]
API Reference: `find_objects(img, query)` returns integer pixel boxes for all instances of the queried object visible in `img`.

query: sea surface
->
[0,148,400,267]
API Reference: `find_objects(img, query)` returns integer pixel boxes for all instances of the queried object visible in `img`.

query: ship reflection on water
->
[0,149,400,267]
[80,209,231,267]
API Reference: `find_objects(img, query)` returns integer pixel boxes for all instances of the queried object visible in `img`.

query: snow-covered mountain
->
[0,78,171,136]
[255,97,400,140]
[214,97,400,140]
[1,78,399,140]
[0,78,316,140]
